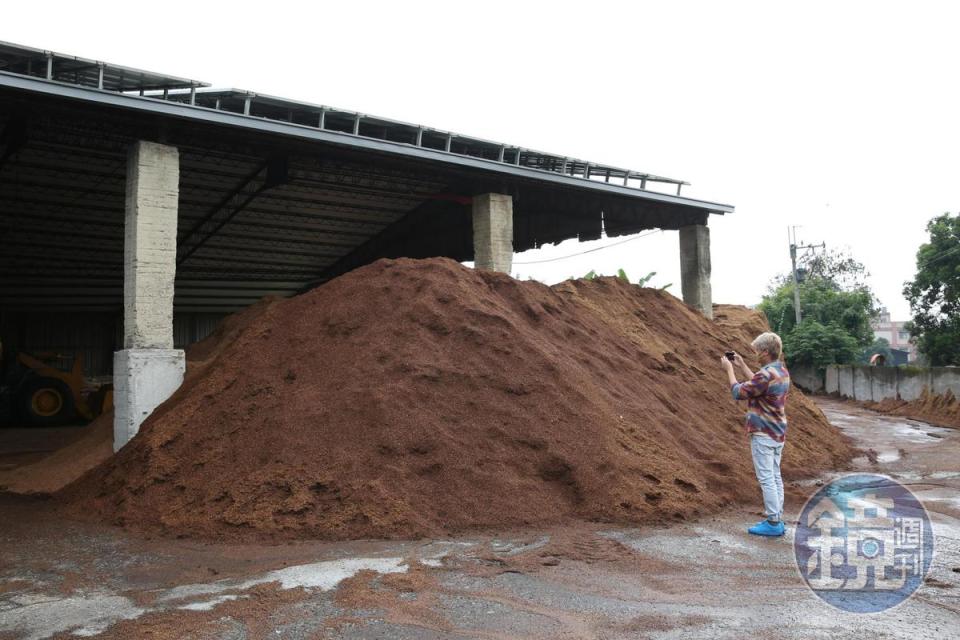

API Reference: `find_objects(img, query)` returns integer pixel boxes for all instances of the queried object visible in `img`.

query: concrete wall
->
[790,364,825,393]
[869,366,898,402]
[853,367,872,401]
[825,366,839,395]
[897,368,929,401]
[838,366,855,399]
[824,364,960,401]
[931,367,960,396]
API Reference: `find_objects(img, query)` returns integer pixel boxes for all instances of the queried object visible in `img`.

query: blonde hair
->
[752,332,782,360]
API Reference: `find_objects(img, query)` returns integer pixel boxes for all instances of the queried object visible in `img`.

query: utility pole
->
[789,229,802,325]
[788,226,825,326]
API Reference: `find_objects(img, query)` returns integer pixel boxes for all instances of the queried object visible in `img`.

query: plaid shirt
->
[731,361,791,442]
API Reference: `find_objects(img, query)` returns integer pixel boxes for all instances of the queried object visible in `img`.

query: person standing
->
[720,332,791,537]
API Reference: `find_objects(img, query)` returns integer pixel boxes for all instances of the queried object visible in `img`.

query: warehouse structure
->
[0,42,733,450]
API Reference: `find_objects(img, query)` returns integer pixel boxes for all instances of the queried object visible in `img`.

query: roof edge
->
[0,72,734,215]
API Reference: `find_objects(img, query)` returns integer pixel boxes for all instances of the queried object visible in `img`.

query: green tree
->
[802,251,872,290]
[785,321,860,370]
[758,249,877,368]
[903,213,960,366]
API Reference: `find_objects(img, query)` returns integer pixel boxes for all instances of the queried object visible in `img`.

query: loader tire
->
[20,377,76,427]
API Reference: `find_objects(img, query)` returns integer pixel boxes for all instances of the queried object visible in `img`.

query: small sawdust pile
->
[61,257,853,541]
[330,566,447,634]
[862,388,960,430]
[0,411,113,494]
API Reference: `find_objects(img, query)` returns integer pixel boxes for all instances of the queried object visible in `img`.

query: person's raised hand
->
[733,352,746,368]
[720,355,734,371]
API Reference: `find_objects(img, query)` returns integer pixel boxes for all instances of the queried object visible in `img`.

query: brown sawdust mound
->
[183,296,279,378]
[60,257,853,542]
[862,388,960,430]
[713,304,770,347]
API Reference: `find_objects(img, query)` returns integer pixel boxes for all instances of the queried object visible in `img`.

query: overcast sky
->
[5,1,958,319]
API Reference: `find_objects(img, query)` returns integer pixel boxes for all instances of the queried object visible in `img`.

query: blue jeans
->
[750,434,784,521]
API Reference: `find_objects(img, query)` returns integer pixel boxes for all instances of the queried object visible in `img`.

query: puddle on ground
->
[179,594,243,611]
[889,422,951,443]
[821,407,955,472]
[893,471,923,481]
[0,593,146,640]
[911,487,960,512]
[416,540,477,568]
[160,556,408,603]
[877,450,901,463]
[931,471,960,480]
[420,558,445,568]
[490,535,551,557]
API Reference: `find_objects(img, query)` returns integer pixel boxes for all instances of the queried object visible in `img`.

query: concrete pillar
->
[679,224,713,319]
[472,193,513,273]
[113,350,186,449]
[114,141,185,451]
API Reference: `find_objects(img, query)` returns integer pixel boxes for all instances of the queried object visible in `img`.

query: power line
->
[513,229,662,265]
[918,243,960,268]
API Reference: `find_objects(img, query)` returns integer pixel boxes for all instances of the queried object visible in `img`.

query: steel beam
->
[176,161,267,265]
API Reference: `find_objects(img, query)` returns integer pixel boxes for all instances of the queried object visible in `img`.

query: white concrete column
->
[124,141,179,349]
[472,193,513,273]
[679,223,713,319]
[114,141,185,451]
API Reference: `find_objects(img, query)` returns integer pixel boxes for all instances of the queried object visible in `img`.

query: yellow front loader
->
[0,352,112,426]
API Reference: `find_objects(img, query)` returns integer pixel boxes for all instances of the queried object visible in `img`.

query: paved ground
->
[1,398,958,639]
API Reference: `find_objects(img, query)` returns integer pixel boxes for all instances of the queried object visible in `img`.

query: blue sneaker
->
[748,519,785,537]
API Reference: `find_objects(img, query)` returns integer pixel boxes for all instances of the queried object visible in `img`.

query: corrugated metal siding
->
[1,312,228,377]
[1,311,119,377]
[173,313,228,349]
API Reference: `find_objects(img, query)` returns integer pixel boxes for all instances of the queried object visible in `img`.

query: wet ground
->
[1,398,958,639]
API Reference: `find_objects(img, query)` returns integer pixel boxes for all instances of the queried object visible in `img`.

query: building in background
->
[872,308,918,364]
